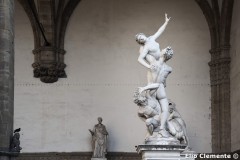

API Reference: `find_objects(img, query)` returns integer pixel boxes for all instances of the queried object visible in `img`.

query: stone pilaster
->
[209,45,231,152]
[0,0,14,159]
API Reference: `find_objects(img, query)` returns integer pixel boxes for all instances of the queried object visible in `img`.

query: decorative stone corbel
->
[18,0,81,83]
[32,47,66,83]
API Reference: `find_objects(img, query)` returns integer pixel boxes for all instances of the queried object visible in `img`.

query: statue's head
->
[14,133,20,140]
[98,117,103,124]
[133,90,148,106]
[136,33,147,45]
[164,46,173,61]
[168,100,176,113]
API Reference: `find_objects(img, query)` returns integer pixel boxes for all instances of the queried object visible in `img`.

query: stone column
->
[209,45,231,152]
[0,0,14,159]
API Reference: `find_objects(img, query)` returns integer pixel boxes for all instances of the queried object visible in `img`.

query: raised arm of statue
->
[151,13,171,40]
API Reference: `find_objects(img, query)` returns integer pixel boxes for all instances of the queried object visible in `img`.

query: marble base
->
[145,136,180,145]
[145,132,180,145]
[137,144,187,160]
[91,158,107,160]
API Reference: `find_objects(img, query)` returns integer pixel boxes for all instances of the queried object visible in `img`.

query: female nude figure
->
[136,14,172,137]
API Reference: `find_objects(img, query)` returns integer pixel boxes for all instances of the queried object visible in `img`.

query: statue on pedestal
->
[89,117,108,159]
[10,128,22,152]
[134,14,189,147]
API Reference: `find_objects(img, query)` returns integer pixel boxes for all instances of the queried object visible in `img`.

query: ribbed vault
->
[18,0,81,83]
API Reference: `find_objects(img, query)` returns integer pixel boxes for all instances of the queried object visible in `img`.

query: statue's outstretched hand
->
[165,13,171,23]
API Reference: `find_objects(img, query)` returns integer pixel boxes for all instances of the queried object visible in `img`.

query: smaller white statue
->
[89,117,108,159]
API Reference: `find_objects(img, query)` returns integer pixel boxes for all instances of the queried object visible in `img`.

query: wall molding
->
[16,152,140,160]
[15,150,240,160]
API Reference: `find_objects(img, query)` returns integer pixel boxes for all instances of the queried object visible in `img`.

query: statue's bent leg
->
[146,118,154,135]
[159,98,169,129]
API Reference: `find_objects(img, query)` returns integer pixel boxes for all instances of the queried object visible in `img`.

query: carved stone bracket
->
[32,47,66,83]
[18,0,81,83]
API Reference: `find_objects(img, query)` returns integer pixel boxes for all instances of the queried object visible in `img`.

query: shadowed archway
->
[195,0,234,152]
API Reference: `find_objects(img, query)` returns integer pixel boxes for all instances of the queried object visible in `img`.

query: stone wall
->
[230,0,240,152]
[14,0,211,153]
[15,151,240,160]
[16,152,140,160]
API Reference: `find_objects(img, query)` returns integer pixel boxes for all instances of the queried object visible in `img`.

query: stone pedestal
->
[91,158,107,160]
[137,144,186,160]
